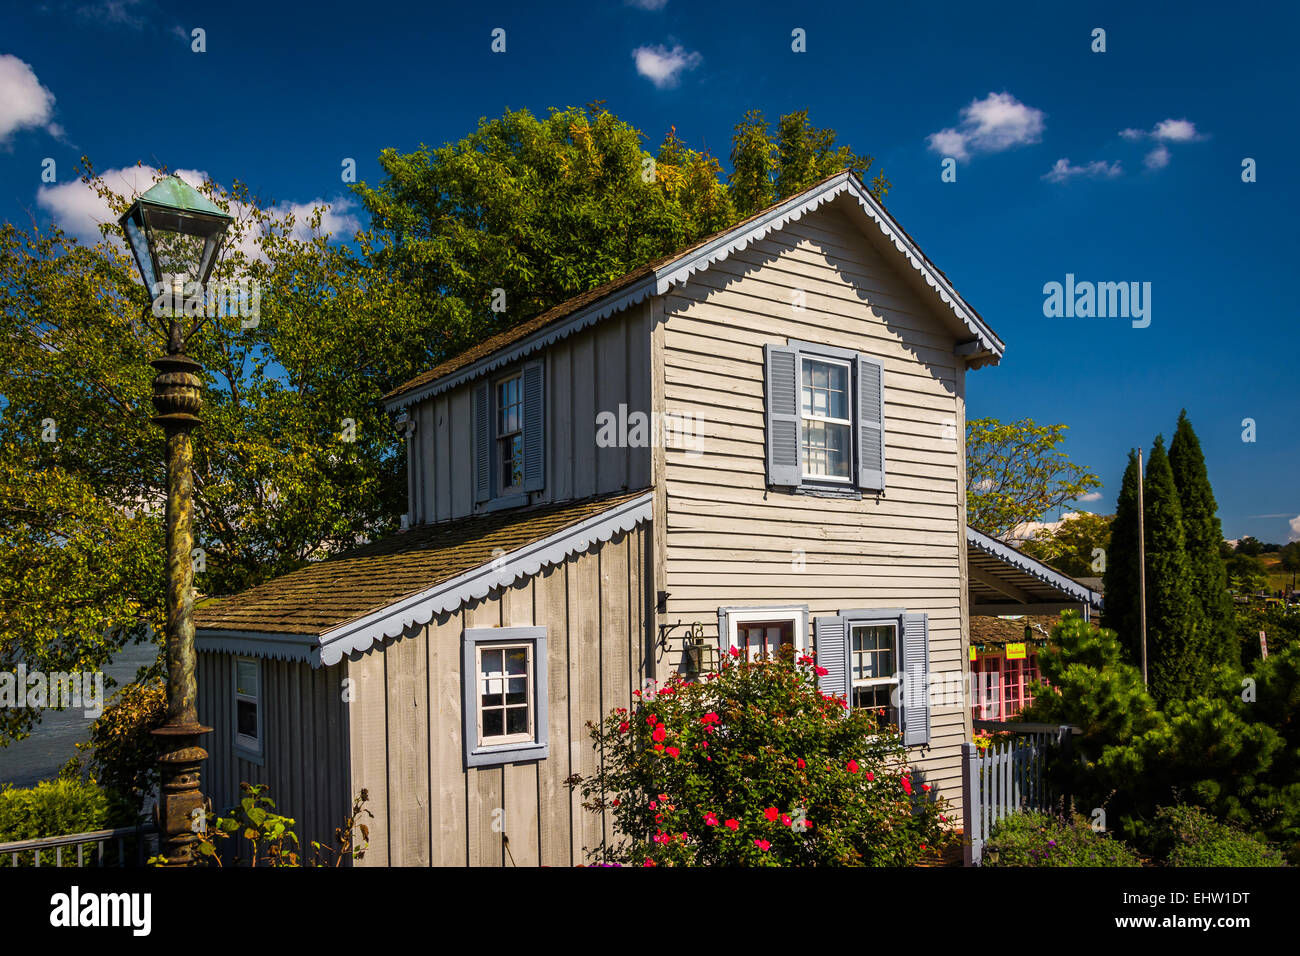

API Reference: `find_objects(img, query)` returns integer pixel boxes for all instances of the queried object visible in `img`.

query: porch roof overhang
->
[966,527,1103,616]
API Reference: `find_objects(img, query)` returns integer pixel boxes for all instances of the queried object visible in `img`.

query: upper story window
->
[800,356,852,481]
[474,361,545,510]
[496,373,525,494]
[765,341,885,494]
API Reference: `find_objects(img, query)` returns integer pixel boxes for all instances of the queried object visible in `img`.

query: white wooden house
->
[194,171,1099,865]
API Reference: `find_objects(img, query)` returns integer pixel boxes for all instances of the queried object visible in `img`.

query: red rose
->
[764,807,780,822]
[724,818,739,831]
[901,776,913,795]
[796,758,806,770]
[618,721,629,733]
[865,771,875,782]
[652,724,667,743]
[781,815,792,827]
[666,746,680,759]
[754,839,770,851]
[704,812,719,826]
[847,760,859,774]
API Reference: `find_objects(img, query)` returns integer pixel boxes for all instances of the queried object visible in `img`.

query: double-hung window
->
[765,341,885,493]
[462,626,549,767]
[473,361,544,510]
[800,356,853,482]
[813,609,931,746]
[233,656,263,760]
[849,621,900,726]
[496,373,525,495]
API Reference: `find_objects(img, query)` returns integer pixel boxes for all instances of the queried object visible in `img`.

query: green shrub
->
[983,811,1142,867]
[75,679,166,807]
[1155,805,1287,867]
[0,777,137,865]
[580,645,954,866]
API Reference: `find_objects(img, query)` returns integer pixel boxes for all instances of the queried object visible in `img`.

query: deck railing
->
[0,823,157,868]
[962,720,1078,866]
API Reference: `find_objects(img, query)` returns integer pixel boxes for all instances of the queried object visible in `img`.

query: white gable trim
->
[198,491,653,668]
[385,173,1003,410]
[966,526,1104,609]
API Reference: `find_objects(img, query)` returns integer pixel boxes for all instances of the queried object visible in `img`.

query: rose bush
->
[579,645,952,866]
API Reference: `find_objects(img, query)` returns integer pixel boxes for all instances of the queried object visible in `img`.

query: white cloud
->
[632,43,702,89]
[37,165,360,260]
[626,0,668,8]
[1119,118,1204,142]
[926,92,1045,161]
[1042,158,1122,183]
[0,55,61,144]
[1153,118,1199,142]
[1144,145,1170,170]
[1290,515,1300,543]
[1080,492,1103,502]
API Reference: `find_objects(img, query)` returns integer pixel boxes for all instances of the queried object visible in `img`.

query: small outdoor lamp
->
[119,175,232,867]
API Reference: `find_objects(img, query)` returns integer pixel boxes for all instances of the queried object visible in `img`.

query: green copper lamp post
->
[119,176,232,866]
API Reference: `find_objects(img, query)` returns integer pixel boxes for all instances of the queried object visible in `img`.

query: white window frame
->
[798,354,853,483]
[462,626,549,768]
[232,656,263,763]
[475,642,534,747]
[849,621,901,727]
[717,605,810,659]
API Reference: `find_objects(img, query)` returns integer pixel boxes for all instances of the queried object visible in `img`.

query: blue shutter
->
[765,344,801,486]
[474,381,491,503]
[814,615,849,703]
[855,354,885,491]
[900,612,930,746]
[522,361,545,492]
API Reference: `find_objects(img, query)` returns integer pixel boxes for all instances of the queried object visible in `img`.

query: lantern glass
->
[118,176,233,292]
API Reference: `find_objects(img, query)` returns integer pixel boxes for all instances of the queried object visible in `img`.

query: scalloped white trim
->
[386,173,1004,410]
[967,526,1102,608]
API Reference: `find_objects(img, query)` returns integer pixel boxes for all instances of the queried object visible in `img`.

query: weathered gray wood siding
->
[346,524,651,866]
[655,199,973,808]
[197,652,354,859]
[405,306,655,525]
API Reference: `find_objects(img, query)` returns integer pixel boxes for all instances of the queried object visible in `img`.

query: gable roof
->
[195,489,652,666]
[383,171,1005,410]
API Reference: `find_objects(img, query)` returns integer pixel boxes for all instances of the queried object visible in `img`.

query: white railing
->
[0,823,157,867]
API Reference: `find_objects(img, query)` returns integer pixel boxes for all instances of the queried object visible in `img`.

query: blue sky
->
[3,0,1297,542]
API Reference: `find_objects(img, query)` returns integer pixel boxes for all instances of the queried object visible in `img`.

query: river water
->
[0,640,161,789]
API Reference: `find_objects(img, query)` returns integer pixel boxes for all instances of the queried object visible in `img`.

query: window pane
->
[801,419,851,479]
[505,676,528,706]
[504,646,528,675]
[236,660,258,698]
[801,359,848,420]
[237,700,257,738]
[505,706,529,736]
[482,708,504,738]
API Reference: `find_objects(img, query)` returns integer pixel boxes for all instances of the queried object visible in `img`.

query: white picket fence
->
[962,720,1077,866]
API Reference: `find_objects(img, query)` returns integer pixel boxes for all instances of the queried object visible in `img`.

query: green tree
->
[1278,542,1300,593]
[966,417,1101,541]
[1169,410,1236,669]
[0,165,422,744]
[1237,536,1264,556]
[1021,511,1112,577]
[1142,437,1198,704]
[1226,552,1268,593]
[1103,451,1144,664]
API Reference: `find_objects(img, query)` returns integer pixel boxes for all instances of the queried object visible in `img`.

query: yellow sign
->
[1006,643,1027,660]
[969,646,976,661]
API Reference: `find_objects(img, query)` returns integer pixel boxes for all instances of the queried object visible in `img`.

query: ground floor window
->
[233,656,262,759]
[462,626,549,767]
[717,606,809,663]
[850,622,900,727]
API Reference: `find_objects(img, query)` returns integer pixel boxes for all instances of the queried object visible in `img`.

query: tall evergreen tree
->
[1103,450,1144,664]
[1169,409,1237,669]
[1143,437,1199,704]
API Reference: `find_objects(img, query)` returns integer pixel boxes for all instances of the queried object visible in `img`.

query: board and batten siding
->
[404,305,655,526]
[197,652,353,859]
[345,524,651,866]
[655,200,973,809]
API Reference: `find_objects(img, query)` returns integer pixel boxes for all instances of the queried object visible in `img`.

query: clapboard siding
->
[407,305,654,525]
[347,524,650,866]
[656,201,972,810]
[197,652,353,860]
